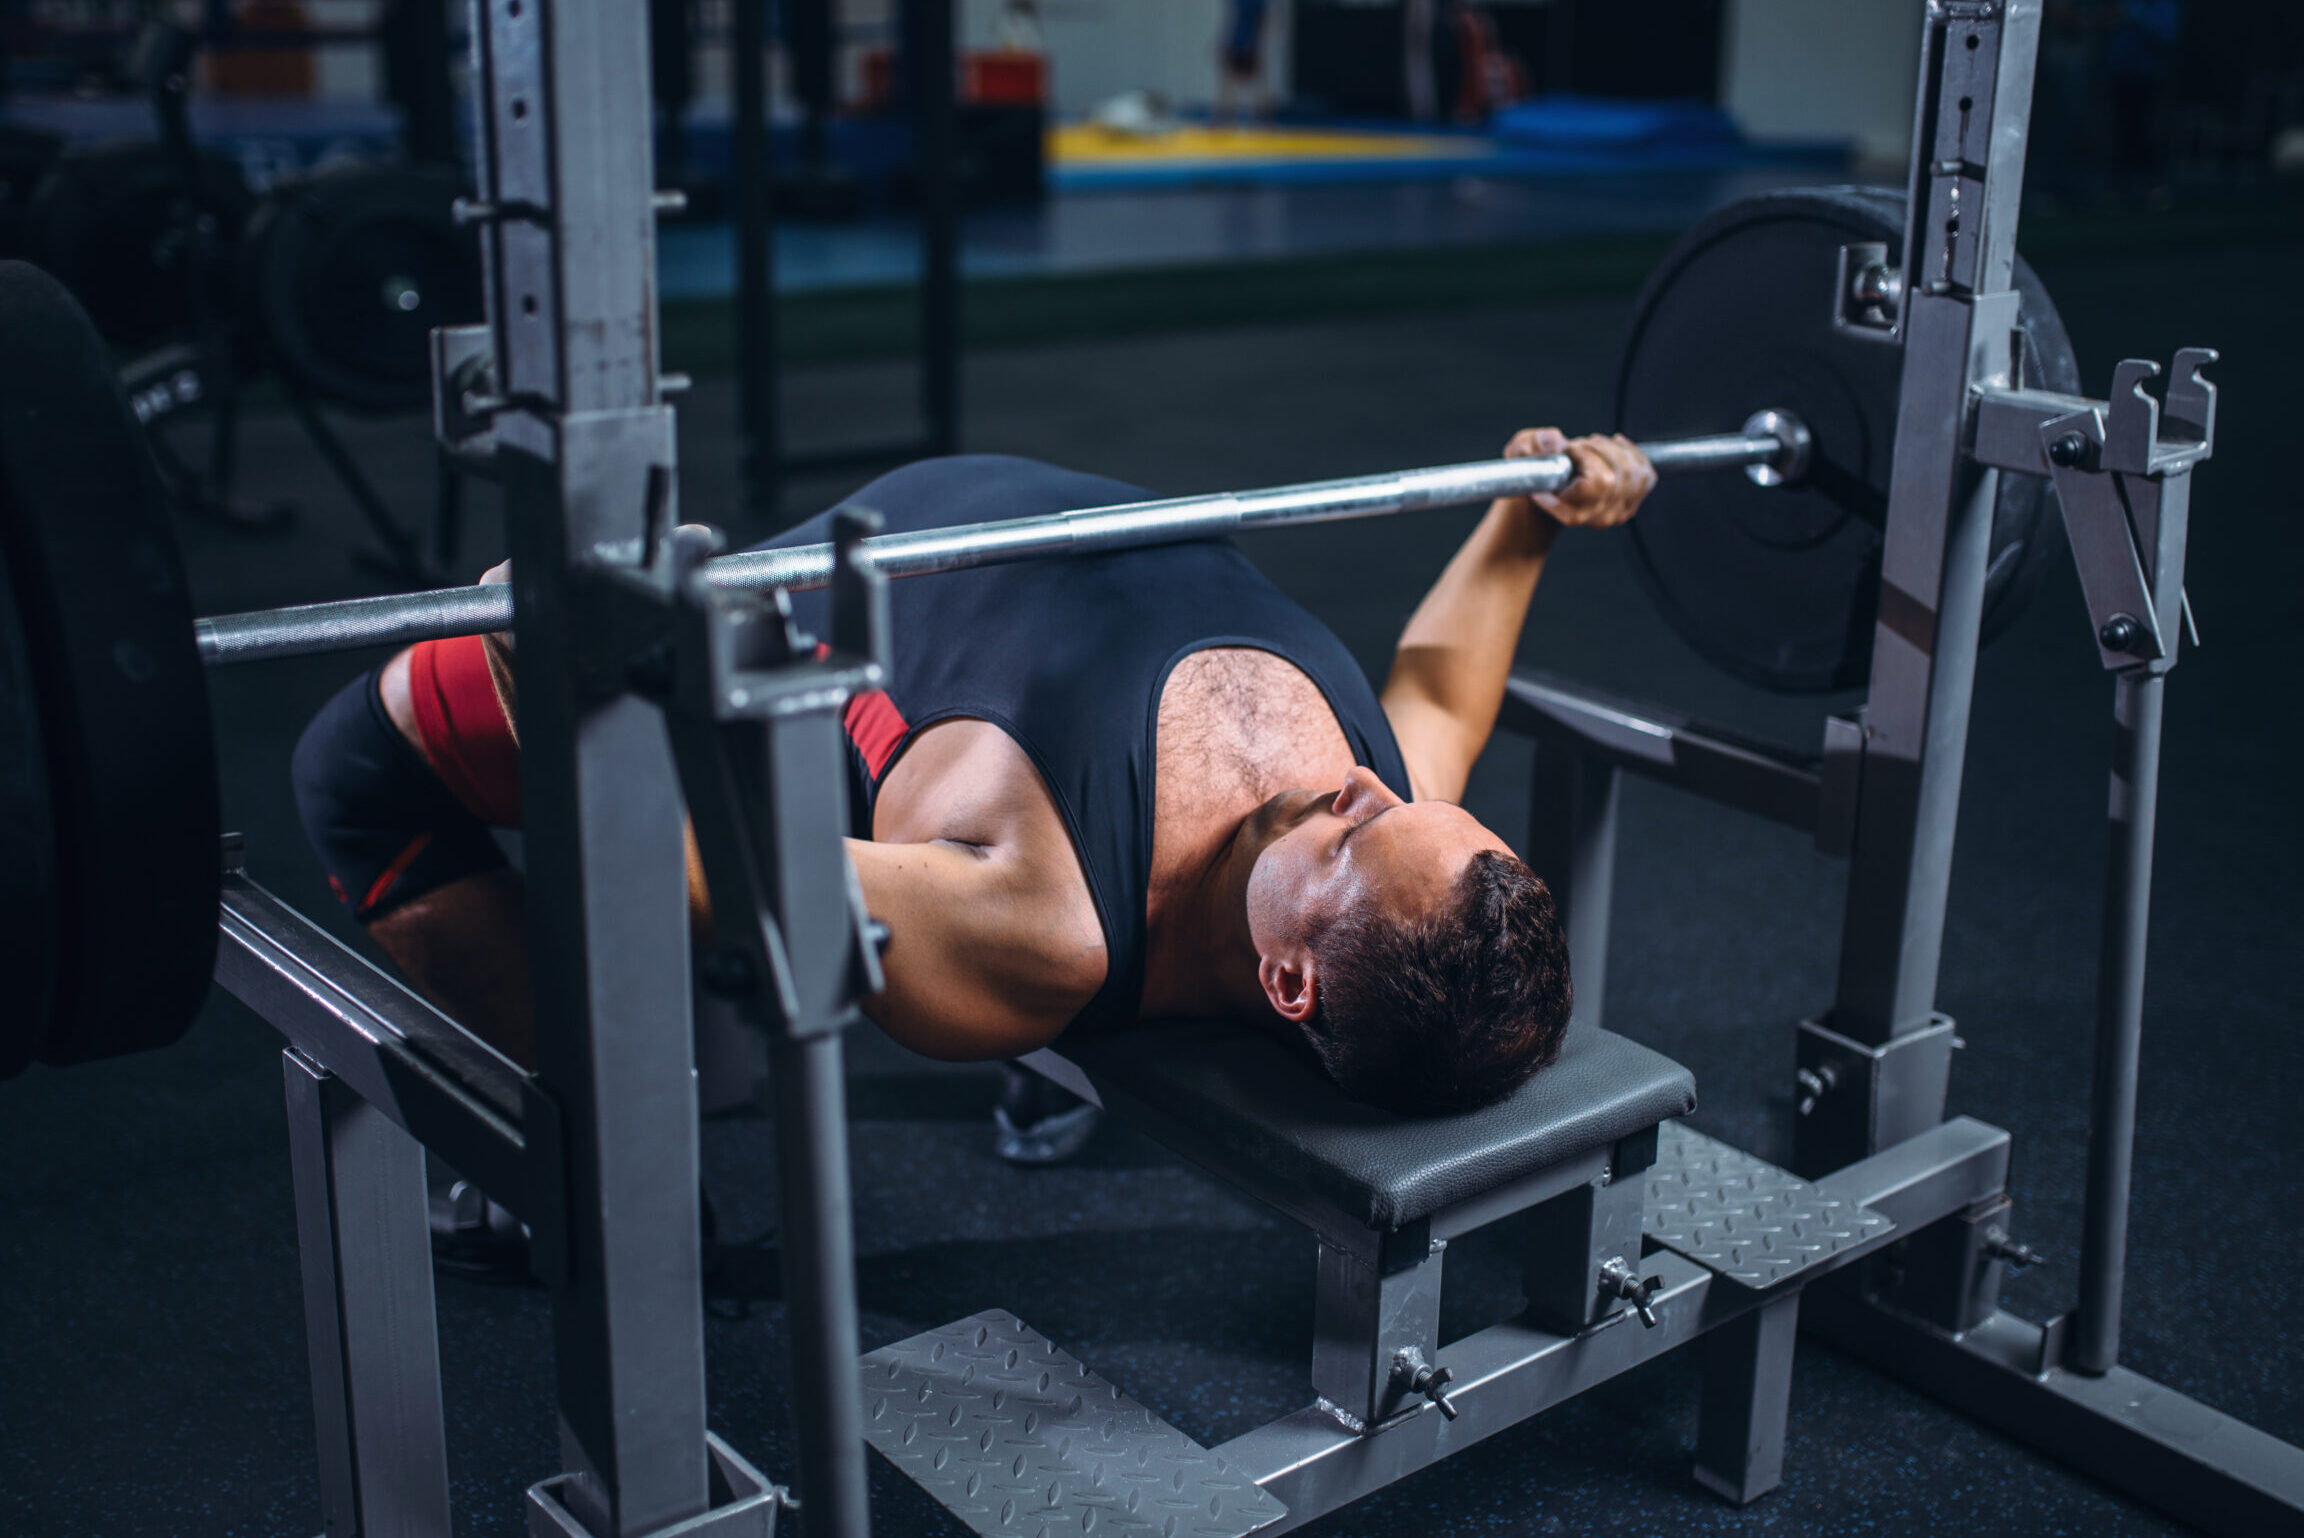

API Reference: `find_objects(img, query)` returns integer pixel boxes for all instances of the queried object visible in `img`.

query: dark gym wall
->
[1540,0,1725,101]
[1290,0,1727,119]
[2175,0,2304,90]
[380,0,458,167]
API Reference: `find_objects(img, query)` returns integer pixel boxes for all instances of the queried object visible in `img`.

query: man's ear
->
[1259,951,1318,1024]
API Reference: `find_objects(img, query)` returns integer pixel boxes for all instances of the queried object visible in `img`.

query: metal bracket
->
[2161,346,2218,454]
[648,514,890,1042]
[528,1432,789,1538]
[1815,711,1865,858]
[1970,349,2217,674]
[2102,355,2216,477]
[2042,406,2169,666]
[1833,241,1903,342]
[430,322,500,453]
[1881,1191,2026,1335]
[1793,1014,1961,1178]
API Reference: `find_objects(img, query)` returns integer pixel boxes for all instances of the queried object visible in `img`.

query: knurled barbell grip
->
[194,415,1809,667]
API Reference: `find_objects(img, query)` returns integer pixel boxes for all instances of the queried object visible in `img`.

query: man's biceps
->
[1381,689,1457,750]
[1383,700,1474,799]
[1384,722,1457,804]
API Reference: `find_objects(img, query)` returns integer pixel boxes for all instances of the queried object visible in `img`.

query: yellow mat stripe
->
[1052,123,1490,166]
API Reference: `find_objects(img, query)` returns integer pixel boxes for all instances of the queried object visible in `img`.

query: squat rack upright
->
[245,0,883,1533]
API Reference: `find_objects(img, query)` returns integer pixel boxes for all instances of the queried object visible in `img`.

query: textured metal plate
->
[862,1310,1287,1538]
[1644,1123,1894,1288]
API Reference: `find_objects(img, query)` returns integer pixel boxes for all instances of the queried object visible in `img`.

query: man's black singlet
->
[772,455,1411,1034]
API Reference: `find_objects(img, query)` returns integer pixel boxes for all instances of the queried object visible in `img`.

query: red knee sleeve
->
[407,634,908,832]
[407,634,522,827]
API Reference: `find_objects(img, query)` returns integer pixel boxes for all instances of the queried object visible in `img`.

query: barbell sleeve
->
[197,581,515,666]
[195,418,1802,666]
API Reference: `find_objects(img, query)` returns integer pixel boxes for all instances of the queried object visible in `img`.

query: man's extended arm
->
[1379,429,1653,803]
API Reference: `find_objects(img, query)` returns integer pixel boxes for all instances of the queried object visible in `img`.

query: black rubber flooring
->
[3,233,2299,1537]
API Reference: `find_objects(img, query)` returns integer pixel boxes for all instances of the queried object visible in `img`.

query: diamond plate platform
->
[1643,1122,1894,1288]
[861,1310,1288,1538]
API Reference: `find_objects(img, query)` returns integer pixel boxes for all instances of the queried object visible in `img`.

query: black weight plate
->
[1615,186,2081,694]
[0,260,218,1072]
[245,164,482,415]
[23,142,254,351]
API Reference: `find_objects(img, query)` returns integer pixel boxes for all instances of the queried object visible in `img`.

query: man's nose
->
[1333,765,1404,820]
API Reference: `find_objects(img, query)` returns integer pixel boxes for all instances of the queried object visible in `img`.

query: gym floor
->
[653,167,1835,297]
[3,220,2298,1537]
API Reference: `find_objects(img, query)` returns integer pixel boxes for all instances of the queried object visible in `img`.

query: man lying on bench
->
[292,429,1654,1162]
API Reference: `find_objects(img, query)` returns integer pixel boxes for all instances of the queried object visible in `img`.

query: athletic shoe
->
[993,1063,1103,1165]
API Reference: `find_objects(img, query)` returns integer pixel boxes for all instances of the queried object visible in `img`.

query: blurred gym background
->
[2,4,2300,1535]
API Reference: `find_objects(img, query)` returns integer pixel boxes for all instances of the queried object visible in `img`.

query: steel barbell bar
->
[194,411,1810,666]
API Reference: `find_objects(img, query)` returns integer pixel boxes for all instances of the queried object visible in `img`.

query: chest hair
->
[1153,648,1354,836]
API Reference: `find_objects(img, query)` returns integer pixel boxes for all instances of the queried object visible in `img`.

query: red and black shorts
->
[290,633,520,920]
[292,629,910,922]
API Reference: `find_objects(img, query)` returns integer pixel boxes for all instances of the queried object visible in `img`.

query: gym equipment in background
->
[242,162,481,417]
[29,22,282,536]
[732,0,962,522]
[21,139,254,351]
[20,21,479,577]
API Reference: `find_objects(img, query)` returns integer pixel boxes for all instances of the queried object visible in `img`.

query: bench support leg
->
[1311,1228,1443,1427]
[1694,1289,1800,1505]
[284,1048,453,1538]
[1520,1129,1653,1335]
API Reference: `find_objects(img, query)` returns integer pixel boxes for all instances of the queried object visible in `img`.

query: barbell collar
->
[1739,409,1813,488]
[195,418,1804,667]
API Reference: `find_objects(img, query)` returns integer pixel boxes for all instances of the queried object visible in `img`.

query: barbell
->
[192,418,1807,666]
[0,184,2081,1081]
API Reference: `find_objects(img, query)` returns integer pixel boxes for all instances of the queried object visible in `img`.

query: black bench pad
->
[1055,1022,1696,1232]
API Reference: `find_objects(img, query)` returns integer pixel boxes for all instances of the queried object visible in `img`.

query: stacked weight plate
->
[1615,186,2081,693]
[0,260,218,1078]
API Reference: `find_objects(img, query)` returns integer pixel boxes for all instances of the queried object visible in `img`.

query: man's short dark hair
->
[1299,850,1572,1115]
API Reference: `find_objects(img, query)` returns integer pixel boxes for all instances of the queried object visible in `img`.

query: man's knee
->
[291,669,507,920]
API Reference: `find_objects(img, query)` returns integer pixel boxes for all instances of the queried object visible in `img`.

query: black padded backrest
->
[1058,1022,1696,1231]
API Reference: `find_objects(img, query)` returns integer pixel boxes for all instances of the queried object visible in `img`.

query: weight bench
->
[861,1018,1913,1537]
